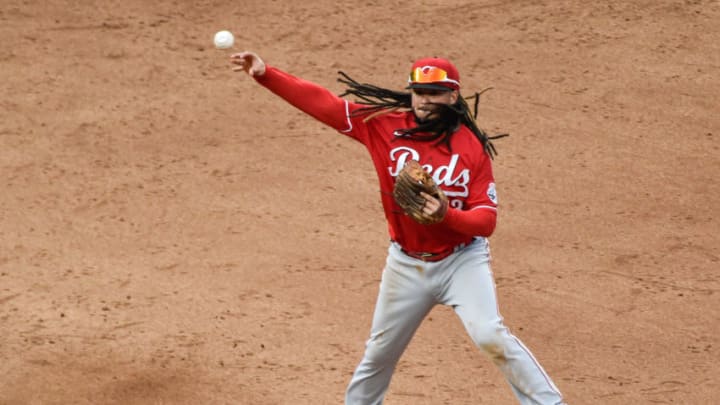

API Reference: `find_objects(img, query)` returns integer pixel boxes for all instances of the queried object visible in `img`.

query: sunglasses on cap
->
[408,66,460,86]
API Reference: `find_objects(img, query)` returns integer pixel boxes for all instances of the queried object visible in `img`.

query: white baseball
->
[213,30,234,49]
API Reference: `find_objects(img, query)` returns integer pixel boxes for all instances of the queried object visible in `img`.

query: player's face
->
[411,88,458,121]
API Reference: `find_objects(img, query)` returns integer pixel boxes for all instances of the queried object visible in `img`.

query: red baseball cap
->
[407,57,460,91]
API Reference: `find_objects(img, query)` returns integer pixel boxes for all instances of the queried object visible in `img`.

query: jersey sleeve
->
[442,207,496,237]
[254,66,370,140]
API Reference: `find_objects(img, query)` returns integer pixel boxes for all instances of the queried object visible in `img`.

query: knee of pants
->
[466,321,509,362]
[362,333,404,367]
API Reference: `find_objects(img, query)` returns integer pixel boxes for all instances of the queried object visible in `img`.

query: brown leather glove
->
[392,160,448,225]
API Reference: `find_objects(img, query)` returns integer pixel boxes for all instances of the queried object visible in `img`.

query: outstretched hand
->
[230,51,266,77]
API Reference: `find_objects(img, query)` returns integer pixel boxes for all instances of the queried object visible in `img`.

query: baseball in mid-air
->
[213,30,234,49]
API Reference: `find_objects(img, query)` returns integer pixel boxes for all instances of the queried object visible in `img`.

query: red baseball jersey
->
[255,67,497,254]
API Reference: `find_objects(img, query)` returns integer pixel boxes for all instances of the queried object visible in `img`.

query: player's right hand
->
[230,51,266,77]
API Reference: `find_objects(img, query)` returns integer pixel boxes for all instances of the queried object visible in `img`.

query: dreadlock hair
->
[337,71,508,159]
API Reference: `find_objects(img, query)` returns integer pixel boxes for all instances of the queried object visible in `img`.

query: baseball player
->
[230,51,566,405]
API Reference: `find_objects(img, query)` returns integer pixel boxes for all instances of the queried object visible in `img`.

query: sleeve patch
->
[487,182,498,204]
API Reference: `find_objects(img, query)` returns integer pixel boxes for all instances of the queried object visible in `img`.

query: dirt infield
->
[1,1,718,404]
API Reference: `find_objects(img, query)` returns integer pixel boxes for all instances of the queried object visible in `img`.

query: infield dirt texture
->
[1,1,718,404]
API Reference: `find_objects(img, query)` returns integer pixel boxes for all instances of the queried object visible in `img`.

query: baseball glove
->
[393,160,448,225]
